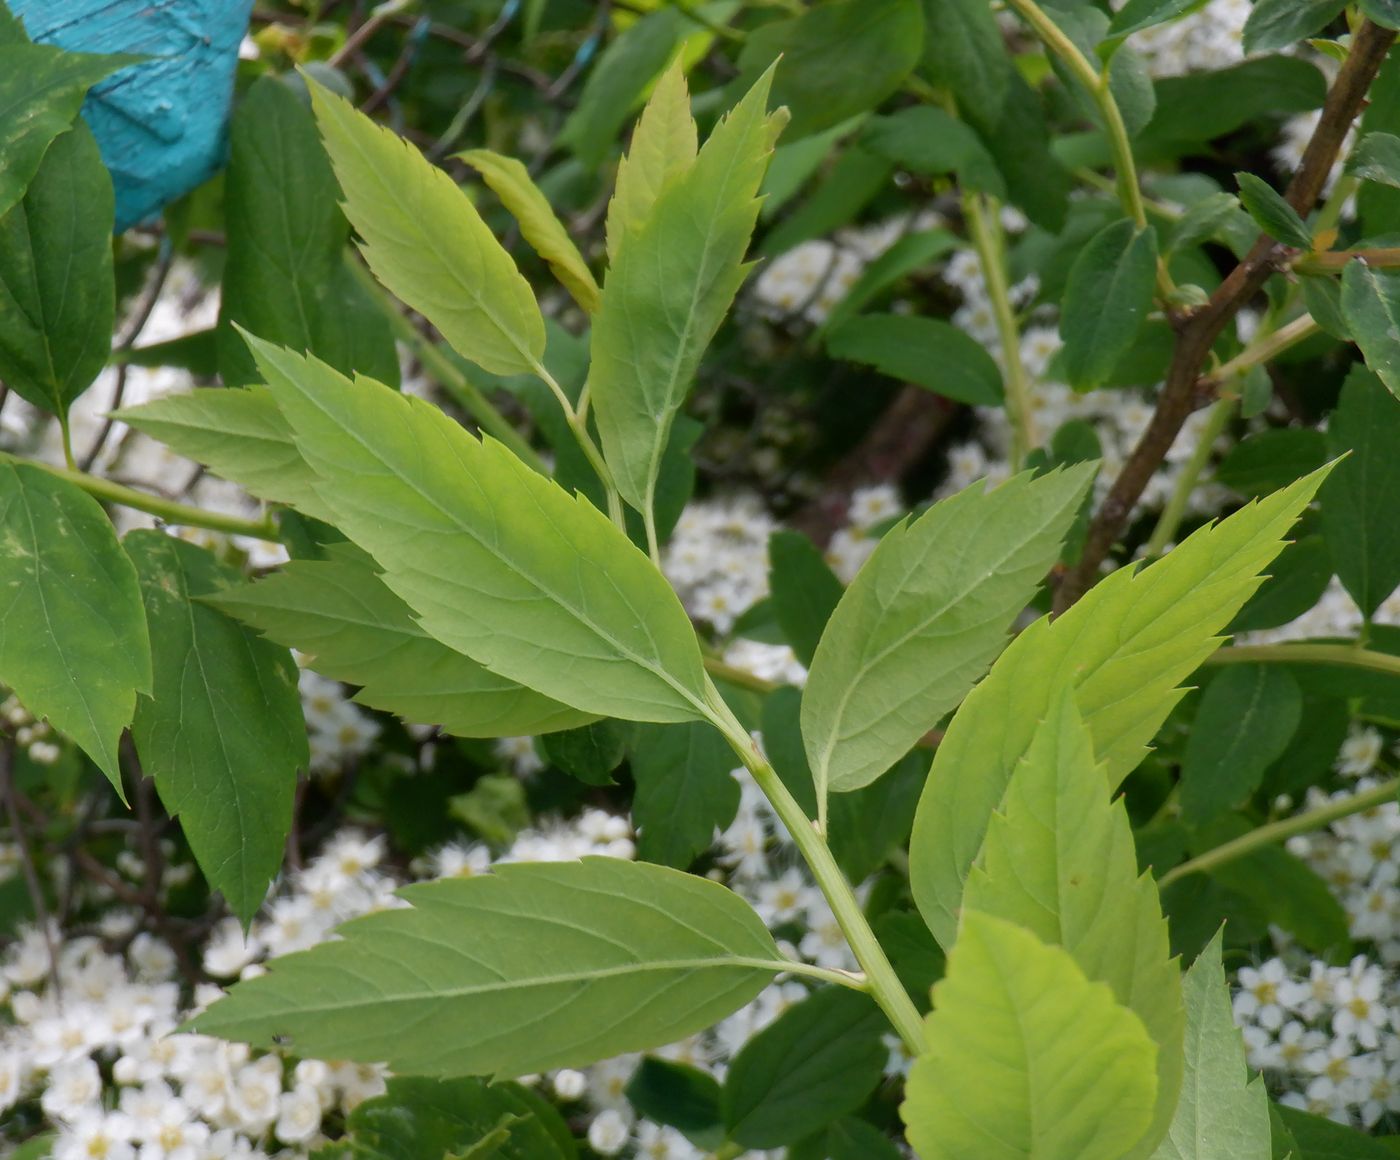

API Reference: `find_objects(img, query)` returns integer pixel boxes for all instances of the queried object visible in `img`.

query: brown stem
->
[1053,20,1398,614]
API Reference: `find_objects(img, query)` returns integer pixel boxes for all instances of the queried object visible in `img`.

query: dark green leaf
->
[860,107,1003,195]
[1360,0,1400,30]
[1243,0,1347,53]
[826,314,1004,404]
[1321,365,1400,616]
[1180,665,1303,825]
[1274,1105,1399,1158]
[0,119,112,419]
[1302,276,1351,340]
[625,1058,723,1141]
[722,987,887,1148]
[918,0,1011,119]
[630,721,740,869]
[817,228,959,335]
[1201,838,1351,956]
[1235,173,1313,248]
[963,69,1071,232]
[1214,428,1326,498]
[767,530,843,667]
[540,720,631,786]
[1168,191,1253,255]
[1349,131,1400,192]
[0,465,149,791]
[127,533,306,923]
[874,910,945,1013]
[1141,58,1326,152]
[823,1118,904,1160]
[1109,0,1210,39]
[1228,535,1334,633]
[761,147,893,257]
[826,752,925,883]
[1342,259,1400,398]
[1061,220,1158,390]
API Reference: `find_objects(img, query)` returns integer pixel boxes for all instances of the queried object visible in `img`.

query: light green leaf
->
[605,59,697,265]
[114,386,337,524]
[1341,259,1400,399]
[1061,219,1159,391]
[208,543,592,738]
[1235,173,1313,249]
[0,464,150,792]
[1347,131,1400,190]
[126,533,306,924]
[247,337,710,724]
[459,148,601,314]
[1320,365,1400,616]
[1151,931,1271,1160]
[826,314,1004,405]
[306,77,545,377]
[0,119,113,419]
[964,691,1183,1160]
[909,467,1329,948]
[0,43,127,221]
[190,858,784,1077]
[219,76,398,389]
[802,466,1094,800]
[589,70,783,517]
[1179,665,1302,825]
[631,721,740,869]
[899,911,1158,1160]
[1242,0,1346,53]
[918,0,1010,121]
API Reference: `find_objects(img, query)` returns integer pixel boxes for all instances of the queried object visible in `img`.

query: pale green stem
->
[1143,396,1233,558]
[1211,313,1321,384]
[702,678,929,1056]
[7,455,283,540]
[1158,777,1400,888]
[964,192,1037,469]
[1314,173,1360,241]
[528,359,627,531]
[643,508,662,569]
[1205,642,1400,678]
[703,657,779,695]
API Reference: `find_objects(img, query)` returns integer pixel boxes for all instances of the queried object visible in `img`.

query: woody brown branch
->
[1053,19,1398,614]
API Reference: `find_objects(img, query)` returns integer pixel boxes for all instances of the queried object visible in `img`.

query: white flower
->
[128,933,177,982]
[755,869,810,926]
[587,1108,632,1155]
[428,841,492,879]
[227,1056,283,1133]
[40,1056,102,1121]
[134,1098,209,1160]
[847,485,901,530]
[203,918,263,979]
[1234,959,1292,1030]
[53,1111,136,1160]
[585,1055,639,1112]
[1339,726,1385,778]
[635,1121,704,1159]
[274,1082,325,1144]
[1333,960,1391,1049]
[495,735,544,777]
[552,1068,587,1101]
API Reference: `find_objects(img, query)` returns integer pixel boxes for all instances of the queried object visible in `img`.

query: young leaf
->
[589,71,783,518]
[1234,173,1313,249]
[0,465,150,792]
[306,77,545,377]
[246,338,710,724]
[1242,0,1346,54]
[191,858,785,1077]
[1341,259,1400,398]
[767,529,843,667]
[963,691,1184,1160]
[1061,220,1159,390]
[630,721,740,869]
[1320,365,1400,616]
[219,75,398,389]
[802,465,1094,801]
[918,0,1010,122]
[126,533,306,925]
[114,386,337,524]
[909,467,1330,948]
[0,119,113,420]
[825,314,1004,405]
[899,912,1159,1160]
[208,544,593,738]
[1348,131,1400,190]
[1179,665,1302,825]
[722,988,887,1149]
[1152,931,1271,1160]
[605,59,697,265]
[459,149,602,314]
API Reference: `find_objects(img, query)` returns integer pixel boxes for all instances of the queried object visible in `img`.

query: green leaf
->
[604,59,697,266]
[306,77,545,377]
[1215,428,1326,498]
[722,987,887,1149]
[1273,1104,1400,1158]
[1179,665,1302,825]
[0,43,126,221]
[0,464,149,792]
[860,107,1003,195]
[191,858,784,1077]
[964,69,1071,233]
[1242,0,1346,54]
[736,0,924,140]
[1235,173,1313,249]
[125,533,306,924]
[1061,220,1159,390]
[899,911,1159,1160]
[219,76,398,389]
[1228,534,1334,632]
[1347,132,1400,190]
[1360,0,1400,30]
[816,228,959,335]
[1109,0,1211,40]
[963,691,1184,1160]
[459,149,601,315]
[1320,365,1400,616]
[802,466,1094,800]
[0,119,112,419]
[247,338,709,724]
[918,0,1010,121]
[1341,259,1400,399]
[767,529,844,668]
[1142,58,1326,152]
[335,1076,574,1160]
[625,1058,723,1145]
[207,544,592,738]
[559,9,682,166]
[1151,931,1271,1160]
[909,468,1329,948]
[630,721,740,869]
[1303,275,1351,340]
[823,1119,904,1160]
[1201,839,1351,955]
[827,750,926,882]
[540,719,630,786]
[589,71,783,517]
[825,314,1004,404]
[114,386,337,525]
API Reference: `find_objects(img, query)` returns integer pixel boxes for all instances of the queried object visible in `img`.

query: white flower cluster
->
[1120,0,1250,77]
[2,691,63,765]
[298,668,382,775]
